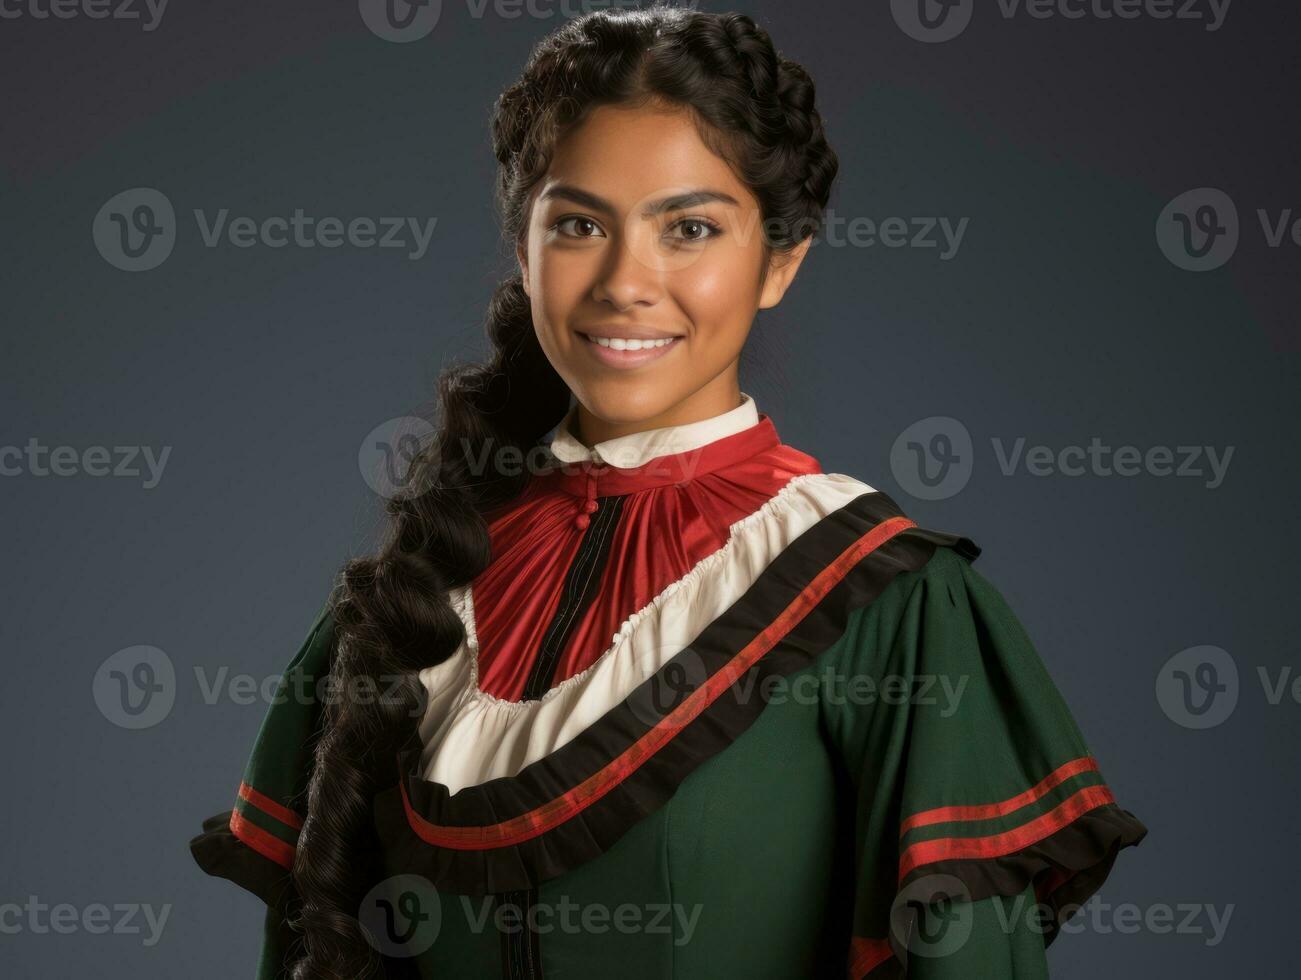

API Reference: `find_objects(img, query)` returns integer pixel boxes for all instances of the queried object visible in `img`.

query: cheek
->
[674,256,762,342]
[534,250,593,326]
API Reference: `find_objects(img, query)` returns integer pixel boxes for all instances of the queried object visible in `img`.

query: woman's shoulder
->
[782,466,981,579]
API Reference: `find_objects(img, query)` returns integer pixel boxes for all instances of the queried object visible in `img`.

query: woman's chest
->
[408,677,854,980]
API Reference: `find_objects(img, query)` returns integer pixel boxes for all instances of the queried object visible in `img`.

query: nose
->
[590,228,664,310]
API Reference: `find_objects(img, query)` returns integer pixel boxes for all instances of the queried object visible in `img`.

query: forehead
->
[543,103,756,209]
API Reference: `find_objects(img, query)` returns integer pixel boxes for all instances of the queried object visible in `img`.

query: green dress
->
[190,427,1146,979]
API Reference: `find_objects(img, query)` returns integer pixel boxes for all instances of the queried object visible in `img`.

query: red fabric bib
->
[472,413,822,701]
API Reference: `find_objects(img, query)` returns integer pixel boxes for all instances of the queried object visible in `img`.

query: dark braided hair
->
[288,5,838,977]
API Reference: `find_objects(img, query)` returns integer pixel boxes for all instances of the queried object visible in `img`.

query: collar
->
[549,391,761,469]
[544,391,780,502]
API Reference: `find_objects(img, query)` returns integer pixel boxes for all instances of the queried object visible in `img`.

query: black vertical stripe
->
[520,494,626,702]
[501,492,626,976]
[496,887,543,979]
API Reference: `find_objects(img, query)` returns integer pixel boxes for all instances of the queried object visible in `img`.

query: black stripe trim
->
[373,491,979,894]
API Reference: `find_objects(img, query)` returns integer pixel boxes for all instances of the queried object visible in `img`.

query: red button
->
[583,499,598,514]
[574,513,591,531]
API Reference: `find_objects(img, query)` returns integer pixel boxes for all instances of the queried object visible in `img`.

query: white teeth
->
[587,335,677,351]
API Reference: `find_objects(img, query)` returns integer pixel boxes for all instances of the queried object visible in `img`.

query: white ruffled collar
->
[547,391,760,469]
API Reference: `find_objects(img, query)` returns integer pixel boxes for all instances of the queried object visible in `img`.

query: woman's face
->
[517,101,810,442]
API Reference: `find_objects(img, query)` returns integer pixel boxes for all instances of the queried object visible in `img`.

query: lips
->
[577,331,684,369]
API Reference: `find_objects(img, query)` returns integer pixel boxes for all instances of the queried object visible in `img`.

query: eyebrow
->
[539,184,741,217]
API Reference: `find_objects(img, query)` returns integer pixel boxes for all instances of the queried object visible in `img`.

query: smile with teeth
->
[582,334,680,350]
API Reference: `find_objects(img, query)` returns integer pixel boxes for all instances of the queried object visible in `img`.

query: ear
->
[516,240,530,298]
[757,237,813,310]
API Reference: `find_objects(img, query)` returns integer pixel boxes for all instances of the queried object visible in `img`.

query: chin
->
[575,376,679,426]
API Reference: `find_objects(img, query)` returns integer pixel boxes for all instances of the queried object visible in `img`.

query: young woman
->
[190,6,1146,978]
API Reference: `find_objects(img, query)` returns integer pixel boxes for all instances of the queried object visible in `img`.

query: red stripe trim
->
[229,809,296,869]
[403,515,919,850]
[898,784,1116,882]
[237,781,304,830]
[848,936,894,978]
[899,756,1100,835]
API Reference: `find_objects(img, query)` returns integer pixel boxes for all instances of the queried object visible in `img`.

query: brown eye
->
[667,217,722,242]
[556,216,605,239]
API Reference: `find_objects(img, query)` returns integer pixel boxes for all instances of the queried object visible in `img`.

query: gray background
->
[1,0,1297,976]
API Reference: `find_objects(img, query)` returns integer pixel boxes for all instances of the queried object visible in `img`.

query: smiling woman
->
[517,105,810,434]
[188,5,1145,979]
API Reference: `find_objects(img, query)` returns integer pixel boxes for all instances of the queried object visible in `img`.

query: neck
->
[574,375,743,447]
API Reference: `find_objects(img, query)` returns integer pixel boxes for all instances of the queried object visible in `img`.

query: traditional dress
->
[190,392,1147,978]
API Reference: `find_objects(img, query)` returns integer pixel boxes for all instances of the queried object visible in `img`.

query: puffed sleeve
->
[188,600,335,979]
[821,545,1147,978]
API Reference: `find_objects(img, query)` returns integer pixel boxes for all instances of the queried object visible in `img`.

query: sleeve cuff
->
[189,809,297,911]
